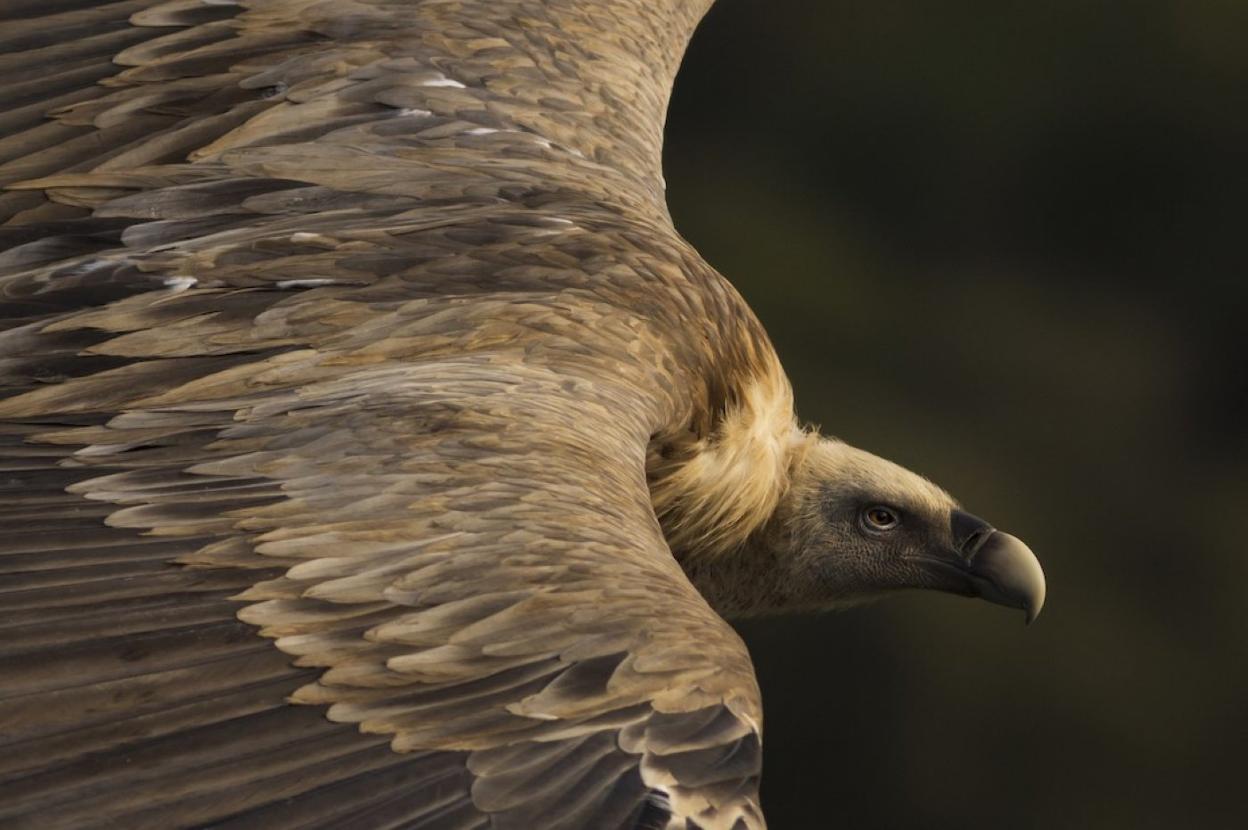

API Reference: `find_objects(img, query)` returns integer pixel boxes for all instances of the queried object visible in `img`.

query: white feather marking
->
[64,258,113,277]
[162,276,197,292]
[397,108,433,117]
[421,75,466,88]
[289,232,336,247]
[521,217,577,237]
[75,443,133,458]
[275,279,338,289]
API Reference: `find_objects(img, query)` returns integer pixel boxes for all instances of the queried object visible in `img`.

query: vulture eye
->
[861,506,900,532]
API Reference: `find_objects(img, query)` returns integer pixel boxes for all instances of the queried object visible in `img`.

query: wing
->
[0,1,768,828]
[0,0,714,232]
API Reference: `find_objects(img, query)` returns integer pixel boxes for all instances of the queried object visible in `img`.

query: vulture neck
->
[650,358,812,585]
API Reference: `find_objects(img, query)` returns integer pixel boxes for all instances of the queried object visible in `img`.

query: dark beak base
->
[950,510,1047,624]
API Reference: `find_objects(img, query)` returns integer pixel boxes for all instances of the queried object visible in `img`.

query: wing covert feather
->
[0,1,771,827]
[1,349,765,829]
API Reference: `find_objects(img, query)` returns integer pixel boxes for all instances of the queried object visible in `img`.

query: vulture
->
[0,1,1046,828]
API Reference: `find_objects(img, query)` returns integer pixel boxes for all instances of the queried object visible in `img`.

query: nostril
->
[950,509,996,554]
[961,527,992,557]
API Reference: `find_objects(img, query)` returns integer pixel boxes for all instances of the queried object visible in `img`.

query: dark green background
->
[664,2,1246,828]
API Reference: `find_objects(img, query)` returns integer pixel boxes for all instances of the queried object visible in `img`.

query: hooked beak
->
[945,510,1047,624]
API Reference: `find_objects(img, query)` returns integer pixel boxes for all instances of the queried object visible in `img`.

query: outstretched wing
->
[0,1,767,828]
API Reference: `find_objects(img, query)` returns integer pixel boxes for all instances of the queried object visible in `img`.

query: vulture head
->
[660,382,1046,624]
[763,439,1046,621]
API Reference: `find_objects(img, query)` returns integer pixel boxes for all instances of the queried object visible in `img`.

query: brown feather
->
[0,2,784,828]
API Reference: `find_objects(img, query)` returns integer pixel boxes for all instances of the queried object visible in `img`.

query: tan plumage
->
[0,2,1044,828]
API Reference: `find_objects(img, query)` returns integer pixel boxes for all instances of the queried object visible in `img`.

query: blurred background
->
[664,1,1246,828]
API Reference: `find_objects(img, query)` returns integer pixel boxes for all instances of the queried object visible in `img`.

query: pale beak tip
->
[969,530,1046,626]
